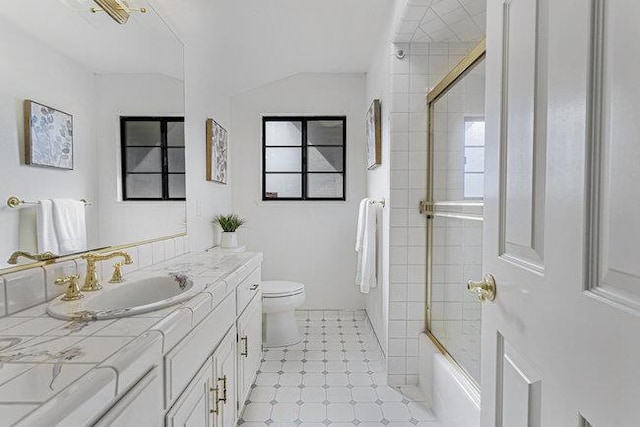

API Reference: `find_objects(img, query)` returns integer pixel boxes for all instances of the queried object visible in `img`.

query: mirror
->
[0,1,185,269]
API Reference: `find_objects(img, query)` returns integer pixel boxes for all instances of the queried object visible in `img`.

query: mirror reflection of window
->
[121,117,186,201]
[463,118,485,199]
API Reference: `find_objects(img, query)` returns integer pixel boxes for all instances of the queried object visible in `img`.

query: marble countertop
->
[0,250,262,426]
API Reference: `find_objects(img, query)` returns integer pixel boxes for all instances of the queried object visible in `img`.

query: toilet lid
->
[262,281,305,297]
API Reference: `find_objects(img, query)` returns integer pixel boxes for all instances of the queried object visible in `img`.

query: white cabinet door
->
[482,0,640,425]
[165,358,214,427]
[213,330,237,427]
[94,367,163,427]
[237,294,263,406]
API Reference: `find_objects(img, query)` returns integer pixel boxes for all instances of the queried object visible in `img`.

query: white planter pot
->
[220,232,238,249]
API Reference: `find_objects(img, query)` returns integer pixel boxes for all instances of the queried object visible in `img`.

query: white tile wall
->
[137,244,153,269]
[0,277,5,315]
[387,42,478,385]
[0,236,188,318]
[151,241,166,264]
[4,269,46,315]
[43,260,77,301]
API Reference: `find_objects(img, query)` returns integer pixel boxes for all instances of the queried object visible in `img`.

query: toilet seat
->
[262,281,305,298]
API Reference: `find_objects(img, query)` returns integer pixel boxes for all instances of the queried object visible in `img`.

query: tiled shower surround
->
[387,42,478,385]
[239,310,440,426]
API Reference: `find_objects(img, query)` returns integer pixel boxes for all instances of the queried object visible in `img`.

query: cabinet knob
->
[249,284,259,291]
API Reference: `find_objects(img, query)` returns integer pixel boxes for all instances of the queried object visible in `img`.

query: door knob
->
[467,274,496,302]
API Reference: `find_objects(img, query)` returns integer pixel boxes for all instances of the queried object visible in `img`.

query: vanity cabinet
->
[236,266,261,313]
[165,328,237,427]
[213,330,237,427]
[59,258,264,427]
[164,294,235,406]
[94,367,163,427]
[237,291,263,405]
[165,357,214,427]
[163,261,262,427]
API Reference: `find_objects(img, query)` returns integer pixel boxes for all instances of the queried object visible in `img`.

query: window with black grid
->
[121,117,185,201]
[262,117,346,201]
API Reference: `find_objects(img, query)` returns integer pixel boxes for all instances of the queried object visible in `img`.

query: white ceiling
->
[154,0,394,96]
[0,0,183,80]
[394,0,486,43]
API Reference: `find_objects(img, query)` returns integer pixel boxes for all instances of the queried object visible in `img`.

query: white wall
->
[230,73,367,310]
[365,41,393,356]
[183,43,234,252]
[0,17,98,266]
[95,73,186,247]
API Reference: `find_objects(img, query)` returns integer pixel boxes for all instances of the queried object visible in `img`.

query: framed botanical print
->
[24,100,73,169]
[366,99,381,170]
[206,118,228,184]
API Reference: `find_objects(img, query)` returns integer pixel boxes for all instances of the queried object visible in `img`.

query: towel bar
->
[6,196,92,208]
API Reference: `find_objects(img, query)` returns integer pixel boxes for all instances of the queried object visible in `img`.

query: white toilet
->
[262,281,305,348]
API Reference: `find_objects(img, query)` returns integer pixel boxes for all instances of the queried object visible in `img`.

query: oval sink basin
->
[47,273,199,320]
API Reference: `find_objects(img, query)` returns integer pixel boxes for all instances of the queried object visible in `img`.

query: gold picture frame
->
[366,99,381,169]
[206,118,228,183]
[24,100,74,170]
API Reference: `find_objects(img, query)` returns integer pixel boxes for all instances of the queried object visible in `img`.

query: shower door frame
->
[423,39,486,393]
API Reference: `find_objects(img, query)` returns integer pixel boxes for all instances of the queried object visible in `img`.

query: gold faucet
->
[81,251,133,291]
[7,251,57,264]
[55,274,83,301]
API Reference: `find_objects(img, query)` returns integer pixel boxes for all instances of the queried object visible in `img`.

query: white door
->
[482,0,640,425]
[213,330,237,427]
[237,293,263,404]
[94,368,163,427]
[165,358,214,427]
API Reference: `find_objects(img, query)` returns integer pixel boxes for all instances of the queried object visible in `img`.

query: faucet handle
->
[54,274,83,301]
[109,262,125,284]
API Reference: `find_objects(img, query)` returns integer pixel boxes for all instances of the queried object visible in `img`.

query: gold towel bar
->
[6,196,92,208]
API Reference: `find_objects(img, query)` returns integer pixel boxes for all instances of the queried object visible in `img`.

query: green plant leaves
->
[212,214,246,232]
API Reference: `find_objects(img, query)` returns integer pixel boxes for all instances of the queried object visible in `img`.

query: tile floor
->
[238,310,441,427]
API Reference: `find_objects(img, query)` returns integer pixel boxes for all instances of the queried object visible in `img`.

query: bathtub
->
[418,333,480,427]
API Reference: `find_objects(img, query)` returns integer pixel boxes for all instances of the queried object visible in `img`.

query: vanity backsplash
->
[0,235,189,318]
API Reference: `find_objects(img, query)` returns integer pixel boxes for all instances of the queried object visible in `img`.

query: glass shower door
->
[424,45,485,386]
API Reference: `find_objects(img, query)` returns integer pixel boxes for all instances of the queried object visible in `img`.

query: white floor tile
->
[238,310,442,426]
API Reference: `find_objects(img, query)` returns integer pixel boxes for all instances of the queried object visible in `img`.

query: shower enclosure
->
[423,41,486,388]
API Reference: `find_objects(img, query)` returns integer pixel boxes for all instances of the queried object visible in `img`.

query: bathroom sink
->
[47,273,199,320]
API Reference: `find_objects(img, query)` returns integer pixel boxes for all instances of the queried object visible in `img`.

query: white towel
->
[355,198,369,252]
[355,199,377,293]
[36,200,60,254]
[51,199,87,254]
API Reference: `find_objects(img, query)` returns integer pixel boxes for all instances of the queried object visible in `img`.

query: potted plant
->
[212,214,246,249]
